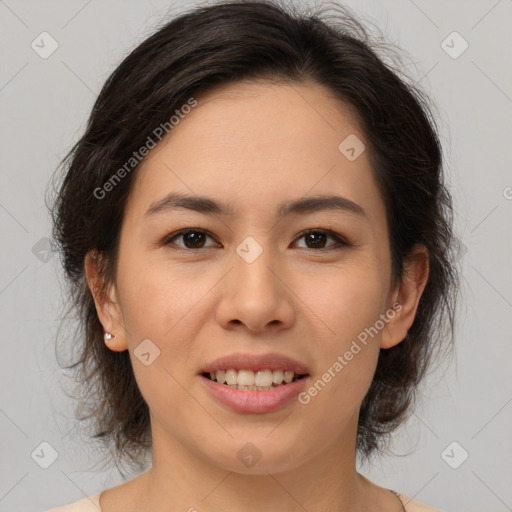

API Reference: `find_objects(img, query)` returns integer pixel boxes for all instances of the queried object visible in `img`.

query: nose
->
[215,245,296,334]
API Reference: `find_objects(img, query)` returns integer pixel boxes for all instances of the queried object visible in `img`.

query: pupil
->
[185,231,205,248]
[306,232,326,249]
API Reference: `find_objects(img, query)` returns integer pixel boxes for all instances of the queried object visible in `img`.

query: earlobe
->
[380,244,429,349]
[84,250,128,352]
[103,331,127,352]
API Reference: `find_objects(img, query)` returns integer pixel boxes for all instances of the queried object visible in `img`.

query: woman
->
[47,1,458,510]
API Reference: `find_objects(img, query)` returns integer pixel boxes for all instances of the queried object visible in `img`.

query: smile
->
[203,369,307,390]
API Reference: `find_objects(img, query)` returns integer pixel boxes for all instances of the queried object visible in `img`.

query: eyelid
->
[162,228,218,249]
[292,228,349,249]
[162,227,349,250]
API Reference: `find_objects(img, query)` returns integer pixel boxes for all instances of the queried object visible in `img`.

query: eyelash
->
[161,228,349,252]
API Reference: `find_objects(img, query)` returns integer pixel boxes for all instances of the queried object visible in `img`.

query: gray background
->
[1,1,511,511]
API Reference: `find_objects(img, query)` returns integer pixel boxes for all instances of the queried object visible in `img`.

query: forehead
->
[125,80,384,225]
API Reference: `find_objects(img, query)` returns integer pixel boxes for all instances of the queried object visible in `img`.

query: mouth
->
[199,352,310,413]
[202,369,308,391]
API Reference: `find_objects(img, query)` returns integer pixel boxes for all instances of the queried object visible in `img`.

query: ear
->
[380,244,429,349]
[84,250,128,352]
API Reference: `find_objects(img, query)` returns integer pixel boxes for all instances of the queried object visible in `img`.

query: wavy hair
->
[50,0,459,475]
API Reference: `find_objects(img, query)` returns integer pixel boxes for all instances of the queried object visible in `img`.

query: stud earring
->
[104,332,116,342]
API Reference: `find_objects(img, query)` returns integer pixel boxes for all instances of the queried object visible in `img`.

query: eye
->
[162,227,349,251]
[162,228,218,250]
[293,228,348,250]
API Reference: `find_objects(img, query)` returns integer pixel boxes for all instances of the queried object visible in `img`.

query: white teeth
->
[237,369,255,386]
[283,370,294,383]
[225,369,237,385]
[255,370,273,387]
[272,369,284,384]
[208,368,299,388]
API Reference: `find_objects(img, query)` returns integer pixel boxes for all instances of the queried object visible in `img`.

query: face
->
[90,80,423,475]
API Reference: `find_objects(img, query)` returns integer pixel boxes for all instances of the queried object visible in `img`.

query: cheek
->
[115,254,213,432]
[294,261,389,411]
[304,260,390,346]
[114,249,223,401]
[116,246,208,340]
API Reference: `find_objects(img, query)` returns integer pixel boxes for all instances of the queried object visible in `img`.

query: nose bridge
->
[215,235,295,332]
[232,235,282,302]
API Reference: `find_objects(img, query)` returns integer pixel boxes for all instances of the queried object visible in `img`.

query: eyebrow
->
[145,192,367,219]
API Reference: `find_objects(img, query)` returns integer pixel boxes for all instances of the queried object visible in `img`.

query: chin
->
[199,435,311,475]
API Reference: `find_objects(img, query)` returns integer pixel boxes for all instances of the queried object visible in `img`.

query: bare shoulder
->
[44,492,101,511]
[96,470,150,512]
[396,492,447,512]
[44,470,147,512]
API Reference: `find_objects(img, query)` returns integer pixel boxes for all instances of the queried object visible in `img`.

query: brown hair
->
[50,0,458,475]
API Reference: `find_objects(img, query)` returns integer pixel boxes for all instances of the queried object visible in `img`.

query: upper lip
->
[201,352,310,375]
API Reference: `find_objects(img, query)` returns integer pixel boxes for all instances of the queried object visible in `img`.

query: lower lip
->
[200,375,309,413]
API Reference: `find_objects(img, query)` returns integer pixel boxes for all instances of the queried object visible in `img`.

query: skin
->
[85,80,429,512]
